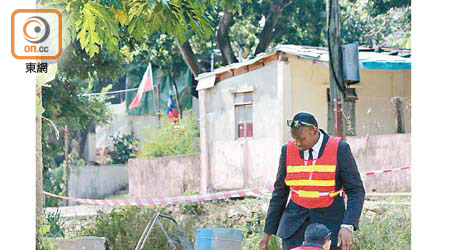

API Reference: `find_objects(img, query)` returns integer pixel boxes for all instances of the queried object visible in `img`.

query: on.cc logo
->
[23,16,50,44]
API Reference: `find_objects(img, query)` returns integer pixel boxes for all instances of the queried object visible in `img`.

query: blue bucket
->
[194,228,243,250]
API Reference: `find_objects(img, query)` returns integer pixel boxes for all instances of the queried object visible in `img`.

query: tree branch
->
[177,40,203,77]
[255,0,293,55]
[216,9,238,65]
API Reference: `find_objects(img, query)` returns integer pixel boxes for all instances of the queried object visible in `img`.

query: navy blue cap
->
[287,112,318,129]
[304,223,331,244]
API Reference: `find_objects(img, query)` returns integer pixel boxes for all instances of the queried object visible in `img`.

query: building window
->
[234,92,253,138]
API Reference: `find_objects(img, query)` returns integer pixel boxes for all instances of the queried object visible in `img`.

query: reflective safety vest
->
[285,136,342,208]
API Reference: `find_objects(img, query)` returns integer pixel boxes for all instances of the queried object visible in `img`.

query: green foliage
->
[353,207,411,250]
[70,197,410,250]
[340,0,411,48]
[36,216,60,250]
[42,0,213,58]
[368,0,410,17]
[42,80,111,133]
[43,164,66,207]
[44,151,87,208]
[45,209,66,238]
[41,77,112,186]
[137,111,199,158]
[41,0,411,83]
[80,207,190,250]
[109,133,139,164]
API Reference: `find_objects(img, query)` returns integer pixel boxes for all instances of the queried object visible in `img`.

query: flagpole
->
[150,66,158,127]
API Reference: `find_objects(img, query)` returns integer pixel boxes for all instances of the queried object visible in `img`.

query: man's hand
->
[259,233,272,250]
[337,227,353,250]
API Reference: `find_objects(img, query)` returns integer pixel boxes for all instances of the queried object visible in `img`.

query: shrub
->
[43,165,66,207]
[45,209,65,238]
[353,207,411,250]
[109,133,139,164]
[36,216,60,250]
[80,207,193,250]
[44,152,84,207]
[137,111,199,158]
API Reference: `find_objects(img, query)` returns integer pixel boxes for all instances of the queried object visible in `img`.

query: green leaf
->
[62,10,81,49]
[88,3,120,51]
[37,96,45,116]
[146,0,154,7]
[101,84,113,94]
[77,3,102,57]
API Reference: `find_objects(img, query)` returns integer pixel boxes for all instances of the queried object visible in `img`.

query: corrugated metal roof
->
[196,45,411,90]
[197,45,410,80]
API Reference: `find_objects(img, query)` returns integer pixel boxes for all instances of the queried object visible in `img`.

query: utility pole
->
[327,0,346,140]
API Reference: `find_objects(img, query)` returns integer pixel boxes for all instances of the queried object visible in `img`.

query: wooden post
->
[393,97,404,133]
[36,84,43,219]
[327,0,346,140]
[64,125,69,206]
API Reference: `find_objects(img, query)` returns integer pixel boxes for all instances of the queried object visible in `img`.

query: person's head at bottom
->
[291,223,332,250]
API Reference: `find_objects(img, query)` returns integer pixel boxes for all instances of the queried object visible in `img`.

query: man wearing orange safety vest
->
[260,113,365,250]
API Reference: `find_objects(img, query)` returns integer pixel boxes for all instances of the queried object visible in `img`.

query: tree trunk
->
[255,0,293,55]
[216,10,238,65]
[36,85,43,231]
[177,41,203,77]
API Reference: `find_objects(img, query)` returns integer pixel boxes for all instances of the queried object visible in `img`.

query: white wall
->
[205,62,282,189]
[95,102,159,150]
[68,165,128,202]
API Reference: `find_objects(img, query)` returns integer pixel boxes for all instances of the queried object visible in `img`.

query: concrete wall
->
[347,133,411,192]
[51,237,105,250]
[68,165,128,200]
[287,56,411,137]
[204,62,282,190]
[288,57,329,142]
[95,102,159,150]
[355,70,411,136]
[128,154,200,197]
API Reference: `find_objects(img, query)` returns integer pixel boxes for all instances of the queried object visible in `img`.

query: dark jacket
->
[263,129,365,245]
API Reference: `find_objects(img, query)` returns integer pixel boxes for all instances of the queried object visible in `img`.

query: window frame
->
[233,90,254,140]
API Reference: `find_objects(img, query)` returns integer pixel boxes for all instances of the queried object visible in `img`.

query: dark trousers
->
[281,218,341,250]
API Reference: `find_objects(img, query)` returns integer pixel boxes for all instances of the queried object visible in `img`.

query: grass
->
[69,196,410,250]
[354,206,410,250]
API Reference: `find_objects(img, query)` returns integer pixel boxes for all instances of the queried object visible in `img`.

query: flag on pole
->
[167,92,179,121]
[129,63,154,109]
